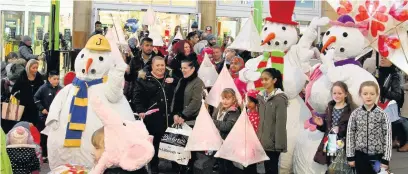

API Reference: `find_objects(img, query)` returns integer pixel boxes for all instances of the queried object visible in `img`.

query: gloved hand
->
[38,55,44,61]
[309,17,330,31]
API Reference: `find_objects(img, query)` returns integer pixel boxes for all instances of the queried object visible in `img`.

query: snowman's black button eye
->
[81,54,84,58]
[99,56,104,61]
[282,26,286,31]
[342,32,348,37]
[123,123,126,126]
[326,31,330,36]
[264,27,268,31]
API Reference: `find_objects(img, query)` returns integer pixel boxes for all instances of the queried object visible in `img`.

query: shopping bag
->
[185,100,223,151]
[158,123,192,165]
[214,108,269,167]
[327,149,354,174]
[1,92,24,121]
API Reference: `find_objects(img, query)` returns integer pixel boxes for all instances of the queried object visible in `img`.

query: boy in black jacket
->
[34,70,62,162]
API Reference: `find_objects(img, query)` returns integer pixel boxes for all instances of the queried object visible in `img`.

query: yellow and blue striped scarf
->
[64,77,104,147]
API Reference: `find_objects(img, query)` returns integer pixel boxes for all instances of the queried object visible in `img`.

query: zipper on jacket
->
[366,111,369,154]
[152,77,169,127]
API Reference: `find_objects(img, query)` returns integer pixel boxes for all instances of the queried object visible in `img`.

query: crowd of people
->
[1,20,408,174]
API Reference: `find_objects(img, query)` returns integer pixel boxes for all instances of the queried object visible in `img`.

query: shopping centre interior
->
[0,0,333,60]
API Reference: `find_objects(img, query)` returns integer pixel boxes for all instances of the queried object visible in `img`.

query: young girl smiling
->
[212,88,241,174]
[346,81,392,174]
[313,81,357,166]
[256,68,288,174]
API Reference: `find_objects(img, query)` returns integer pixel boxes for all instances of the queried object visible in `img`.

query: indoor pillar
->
[72,0,92,49]
[198,0,216,32]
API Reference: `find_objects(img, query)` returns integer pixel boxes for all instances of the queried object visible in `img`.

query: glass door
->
[1,11,25,60]
[28,12,50,55]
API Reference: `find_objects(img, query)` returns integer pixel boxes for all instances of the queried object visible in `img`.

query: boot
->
[398,143,408,152]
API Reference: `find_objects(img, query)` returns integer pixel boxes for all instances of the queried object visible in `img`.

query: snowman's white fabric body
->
[239,16,329,173]
[293,15,378,174]
[45,35,135,170]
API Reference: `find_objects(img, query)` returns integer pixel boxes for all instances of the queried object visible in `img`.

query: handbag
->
[1,91,24,121]
[328,149,355,174]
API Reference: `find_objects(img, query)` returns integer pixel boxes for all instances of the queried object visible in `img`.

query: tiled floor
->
[40,149,408,174]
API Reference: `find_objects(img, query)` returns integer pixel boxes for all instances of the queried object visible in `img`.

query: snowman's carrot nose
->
[85,58,93,73]
[321,36,336,53]
[261,33,276,46]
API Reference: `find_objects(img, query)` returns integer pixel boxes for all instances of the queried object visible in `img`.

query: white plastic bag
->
[185,100,223,151]
[215,109,269,167]
[158,123,192,165]
[384,100,400,123]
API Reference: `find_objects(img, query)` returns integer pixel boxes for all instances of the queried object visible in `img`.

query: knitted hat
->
[22,35,32,42]
[9,126,29,145]
[247,89,259,102]
[191,21,198,29]
[206,34,216,42]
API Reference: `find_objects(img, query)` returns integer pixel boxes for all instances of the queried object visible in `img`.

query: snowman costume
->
[45,35,135,170]
[293,15,378,174]
[238,1,328,173]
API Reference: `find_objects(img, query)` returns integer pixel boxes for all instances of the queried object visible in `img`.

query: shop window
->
[172,0,196,7]
[28,12,50,55]
[1,11,25,59]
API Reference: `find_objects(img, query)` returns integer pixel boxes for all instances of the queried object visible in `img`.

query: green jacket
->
[1,128,12,174]
[257,89,288,152]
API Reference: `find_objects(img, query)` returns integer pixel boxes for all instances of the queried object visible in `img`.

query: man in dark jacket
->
[33,70,61,161]
[18,36,43,61]
[132,56,176,174]
[125,37,163,82]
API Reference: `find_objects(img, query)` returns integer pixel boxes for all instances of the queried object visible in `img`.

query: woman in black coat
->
[131,56,177,174]
[2,59,44,133]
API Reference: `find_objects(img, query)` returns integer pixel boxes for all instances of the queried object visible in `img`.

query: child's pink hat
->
[8,126,30,145]
[247,89,259,99]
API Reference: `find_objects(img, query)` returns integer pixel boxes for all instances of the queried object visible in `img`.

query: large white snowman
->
[293,15,378,174]
[44,35,135,169]
[239,1,328,173]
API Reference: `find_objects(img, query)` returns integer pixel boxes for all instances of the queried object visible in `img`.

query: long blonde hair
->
[217,88,238,119]
[25,59,38,76]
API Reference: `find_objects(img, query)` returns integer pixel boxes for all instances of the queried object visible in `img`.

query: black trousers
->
[354,151,382,174]
[392,118,408,145]
[242,151,281,174]
[36,116,48,157]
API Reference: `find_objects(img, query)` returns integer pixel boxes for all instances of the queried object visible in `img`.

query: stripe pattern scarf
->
[64,77,106,147]
[254,51,285,90]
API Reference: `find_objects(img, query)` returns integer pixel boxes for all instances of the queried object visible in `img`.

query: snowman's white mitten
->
[104,62,127,103]
[239,68,261,83]
[320,49,348,82]
[320,48,335,68]
[309,17,330,31]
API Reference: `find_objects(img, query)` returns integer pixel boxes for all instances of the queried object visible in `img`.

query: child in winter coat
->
[91,127,148,174]
[6,126,40,174]
[12,122,42,164]
[246,89,260,133]
[34,70,62,162]
[256,68,288,174]
[313,81,357,166]
[347,81,392,174]
[212,88,241,174]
